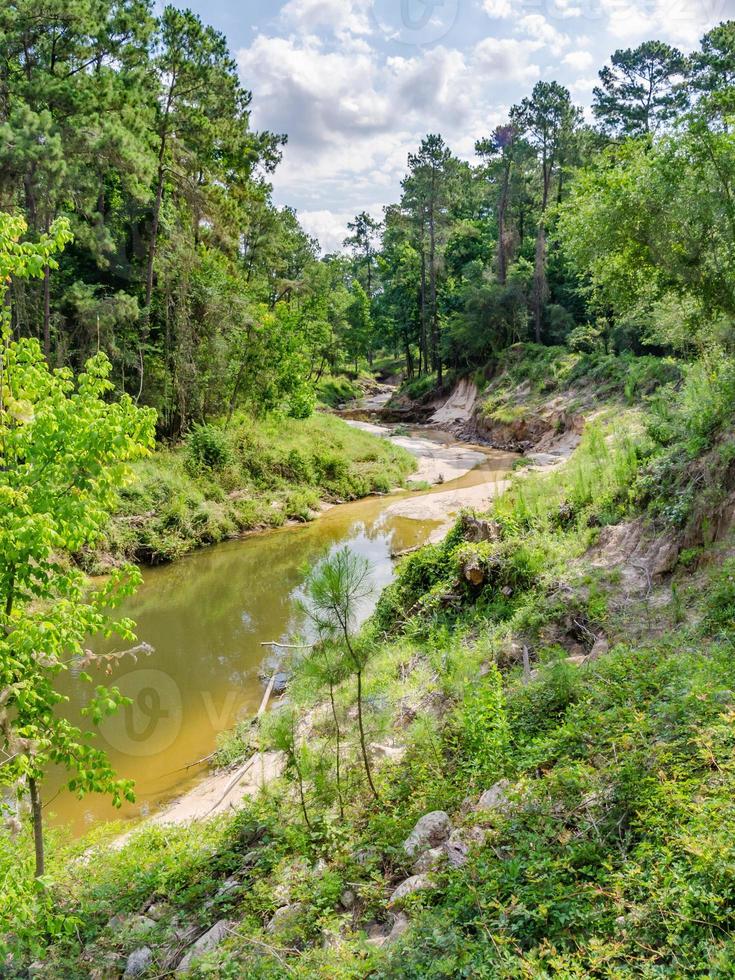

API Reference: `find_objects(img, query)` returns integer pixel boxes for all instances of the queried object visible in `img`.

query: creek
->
[49,427,515,836]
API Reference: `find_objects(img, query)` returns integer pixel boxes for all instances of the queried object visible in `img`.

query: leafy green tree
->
[557,122,735,351]
[404,134,457,385]
[344,211,381,301]
[688,22,735,119]
[0,213,155,876]
[476,124,520,285]
[592,41,688,137]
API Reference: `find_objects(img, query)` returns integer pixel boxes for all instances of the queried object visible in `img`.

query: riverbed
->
[50,426,515,835]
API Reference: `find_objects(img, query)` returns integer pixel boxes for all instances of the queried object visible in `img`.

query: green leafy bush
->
[185,423,233,472]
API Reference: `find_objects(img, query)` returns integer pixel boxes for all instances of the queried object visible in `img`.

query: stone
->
[123,947,153,978]
[412,846,445,874]
[272,672,290,695]
[588,636,609,661]
[145,903,169,922]
[388,874,435,907]
[340,888,357,911]
[266,903,305,936]
[403,811,452,858]
[365,922,390,947]
[215,877,242,900]
[130,915,157,935]
[475,779,511,813]
[176,920,232,974]
[370,741,406,763]
[443,830,472,869]
[387,912,410,943]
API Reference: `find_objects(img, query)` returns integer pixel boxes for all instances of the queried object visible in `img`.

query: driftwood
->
[257,672,278,719]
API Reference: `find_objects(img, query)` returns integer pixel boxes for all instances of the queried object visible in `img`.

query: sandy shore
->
[346,419,487,485]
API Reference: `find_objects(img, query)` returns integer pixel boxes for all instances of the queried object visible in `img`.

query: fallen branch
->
[257,672,278,719]
[260,641,313,649]
[203,756,257,818]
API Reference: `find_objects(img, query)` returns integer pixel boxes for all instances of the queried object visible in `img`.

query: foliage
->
[0,213,154,886]
[95,412,416,567]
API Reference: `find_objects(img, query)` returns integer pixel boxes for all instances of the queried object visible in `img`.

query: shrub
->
[185,423,233,472]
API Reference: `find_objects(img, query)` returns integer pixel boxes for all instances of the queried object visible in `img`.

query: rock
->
[215,877,242,900]
[588,636,609,661]
[387,912,410,943]
[123,947,153,978]
[388,874,435,907]
[266,903,304,936]
[340,888,357,911]
[403,811,452,857]
[461,516,501,544]
[354,847,378,866]
[412,846,445,874]
[475,779,510,812]
[106,912,128,931]
[272,672,289,695]
[130,915,157,935]
[177,920,232,974]
[370,741,406,763]
[365,922,391,947]
[443,831,471,869]
[145,902,169,922]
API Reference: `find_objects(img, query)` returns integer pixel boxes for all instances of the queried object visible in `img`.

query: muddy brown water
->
[47,430,514,836]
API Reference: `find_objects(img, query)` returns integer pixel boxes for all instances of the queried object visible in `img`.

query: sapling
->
[302,548,379,800]
[298,638,348,818]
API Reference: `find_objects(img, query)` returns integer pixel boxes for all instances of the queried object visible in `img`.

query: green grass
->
[87,413,415,569]
[315,374,362,408]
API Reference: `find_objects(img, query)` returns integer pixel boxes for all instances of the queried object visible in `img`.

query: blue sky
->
[179,0,734,251]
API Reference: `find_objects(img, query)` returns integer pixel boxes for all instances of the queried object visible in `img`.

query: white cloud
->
[481,0,513,18]
[234,0,726,252]
[547,0,585,17]
[297,209,355,252]
[472,37,543,83]
[515,14,571,54]
[280,0,372,38]
[563,50,595,70]
[599,0,726,45]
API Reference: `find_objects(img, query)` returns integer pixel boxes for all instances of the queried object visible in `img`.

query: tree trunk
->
[356,669,379,800]
[328,682,344,819]
[42,265,51,362]
[497,160,512,285]
[29,777,44,878]
[419,244,428,376]
[145,164,165,311]
[532,224,547,344]
[428,202,441,387]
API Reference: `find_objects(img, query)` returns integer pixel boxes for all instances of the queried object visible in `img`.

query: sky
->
[179,0,735,252]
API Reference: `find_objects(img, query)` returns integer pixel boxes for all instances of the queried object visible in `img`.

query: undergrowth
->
[7,354,735,979]
[85,414,415,569]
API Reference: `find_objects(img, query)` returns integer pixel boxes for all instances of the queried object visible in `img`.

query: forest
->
[4,3,735,978]
[4,5,734,428]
